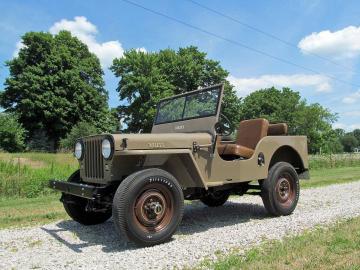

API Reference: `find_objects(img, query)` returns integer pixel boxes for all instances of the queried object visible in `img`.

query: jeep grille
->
[84,137,104,179]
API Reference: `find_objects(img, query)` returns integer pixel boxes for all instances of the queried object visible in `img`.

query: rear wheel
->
[62,170,112,225]
[261,162,299,216]
[112,169,184,246]
[200,190,230,207]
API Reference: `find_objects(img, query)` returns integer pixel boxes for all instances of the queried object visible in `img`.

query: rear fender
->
[269,145,309,179]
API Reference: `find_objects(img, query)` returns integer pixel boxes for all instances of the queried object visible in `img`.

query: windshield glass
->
[155,87,221,125]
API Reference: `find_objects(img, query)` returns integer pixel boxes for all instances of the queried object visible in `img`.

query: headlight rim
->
[101,136,114,160]
[74,140,84,160]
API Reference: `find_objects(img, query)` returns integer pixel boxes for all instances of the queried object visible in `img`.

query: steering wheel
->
[215,113,233,136]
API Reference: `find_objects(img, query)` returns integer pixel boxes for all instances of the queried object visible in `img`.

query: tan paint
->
[79,84,309,189]
[107,134,308,188]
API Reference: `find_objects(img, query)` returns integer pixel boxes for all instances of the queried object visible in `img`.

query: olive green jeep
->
[49,84,309,246]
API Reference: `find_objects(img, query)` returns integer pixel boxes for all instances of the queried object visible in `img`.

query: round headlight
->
[74,141,83,160]
[102,138,113,159]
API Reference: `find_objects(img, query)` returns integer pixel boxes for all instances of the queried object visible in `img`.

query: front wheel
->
[261,162,300,216]
[62,170,112,225]
[112,169,184,246]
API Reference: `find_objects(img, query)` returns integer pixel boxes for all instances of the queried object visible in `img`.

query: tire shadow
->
[41,200,269,253]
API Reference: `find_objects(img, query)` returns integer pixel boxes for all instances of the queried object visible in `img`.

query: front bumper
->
[48,180,112,200]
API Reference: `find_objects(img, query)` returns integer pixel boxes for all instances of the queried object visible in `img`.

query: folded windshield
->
[155,87,221,125]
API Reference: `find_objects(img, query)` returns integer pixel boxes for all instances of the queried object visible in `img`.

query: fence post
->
[18,157,21,196]
[329,153,332,168]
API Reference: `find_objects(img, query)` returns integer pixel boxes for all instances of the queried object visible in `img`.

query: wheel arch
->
[133,150,207,189]
[269,145,308,178]
[159,153,207,189]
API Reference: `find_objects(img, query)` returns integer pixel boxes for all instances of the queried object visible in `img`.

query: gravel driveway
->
[1,181,360,270]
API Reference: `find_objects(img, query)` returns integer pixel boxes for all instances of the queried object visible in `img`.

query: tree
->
[111,46,241,132]
[59,121,99,150]
[334,128,346,138]
[240,87,338,153]
[341,134,358,152]
[353,129,360,145]
[0,30,116,150]
[0,113,26,152]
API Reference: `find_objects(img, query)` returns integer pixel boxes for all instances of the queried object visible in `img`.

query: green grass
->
[0,152,359,199]
[0,166,359,229]
[0,152,78,198]
[302,166,360,188]
[0,152,359,229]
[194,217,360,270]
[0,194,67,229]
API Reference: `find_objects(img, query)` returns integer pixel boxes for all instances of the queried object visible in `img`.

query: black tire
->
[200,190,230,207]
[62,170,112,225]
[261,162,300,216]
[112,168,184,246]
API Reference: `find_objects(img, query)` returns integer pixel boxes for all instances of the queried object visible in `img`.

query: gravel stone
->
[1,181,360,269]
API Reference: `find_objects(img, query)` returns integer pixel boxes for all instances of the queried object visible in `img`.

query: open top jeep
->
[49,84,309,246]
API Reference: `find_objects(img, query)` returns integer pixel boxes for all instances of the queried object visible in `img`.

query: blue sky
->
[1,0,359,131]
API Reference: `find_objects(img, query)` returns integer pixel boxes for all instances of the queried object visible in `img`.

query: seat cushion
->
[237,118,269,150]
[218,143,254,159]
[217,118,269,159]
[268,123,288,135]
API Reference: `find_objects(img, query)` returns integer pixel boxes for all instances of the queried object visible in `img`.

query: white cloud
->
[333,122,360,131]
[13,41,25,57]
[298,26,360,59]
[343,111,360,117]
[228,74,331,96]
[333,123,346,130]
[136,47,147,53]
[342,90,360,104]
[49,16,125,68]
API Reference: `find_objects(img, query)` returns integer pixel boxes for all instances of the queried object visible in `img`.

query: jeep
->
[49,84,309,246]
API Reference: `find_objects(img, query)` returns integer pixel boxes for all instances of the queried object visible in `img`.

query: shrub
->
[60,121,99,150]
[27,130,55,152]
[0,113,26,152]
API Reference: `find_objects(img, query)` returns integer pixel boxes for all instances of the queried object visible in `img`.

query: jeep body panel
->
[78,132,308,190]
[65,83,309,191]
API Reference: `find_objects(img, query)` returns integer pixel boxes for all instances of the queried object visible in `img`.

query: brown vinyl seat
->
[218,118,269,159]
[268,123,288,135]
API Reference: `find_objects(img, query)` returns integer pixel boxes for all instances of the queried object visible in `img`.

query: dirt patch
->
[11,158,46,169]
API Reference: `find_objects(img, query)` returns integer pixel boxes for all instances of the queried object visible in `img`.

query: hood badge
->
[148,142,165,148]
[175,125,184,130]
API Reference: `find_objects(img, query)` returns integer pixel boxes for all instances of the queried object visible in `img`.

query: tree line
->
[0,30,358,154]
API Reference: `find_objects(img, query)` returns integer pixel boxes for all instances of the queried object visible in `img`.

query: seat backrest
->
[268,123,288,136]
[236,118,269,150]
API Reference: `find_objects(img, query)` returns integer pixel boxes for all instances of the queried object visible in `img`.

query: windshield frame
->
[153,84,223,126]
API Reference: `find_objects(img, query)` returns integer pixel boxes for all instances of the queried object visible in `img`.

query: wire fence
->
[309,153,360,169]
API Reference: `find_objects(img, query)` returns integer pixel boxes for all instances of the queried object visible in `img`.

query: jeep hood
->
[111,133,212,151]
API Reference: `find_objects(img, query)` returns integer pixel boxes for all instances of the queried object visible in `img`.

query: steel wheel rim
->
[133,183,173,233]
[275,173,295,207]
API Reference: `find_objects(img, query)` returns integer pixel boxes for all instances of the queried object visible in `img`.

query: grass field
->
[1,154,359,270]
[0,152,359,199]
[0,152,78,198]
[0,152,359,229]
[0,165,359,229]
[0,195,67,229]
[196,216,360,270]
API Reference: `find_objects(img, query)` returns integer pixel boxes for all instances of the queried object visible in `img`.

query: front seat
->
[268,123,288,136]
[218,118,269,159]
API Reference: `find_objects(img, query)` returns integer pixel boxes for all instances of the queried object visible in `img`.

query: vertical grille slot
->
[83,137,104,180]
